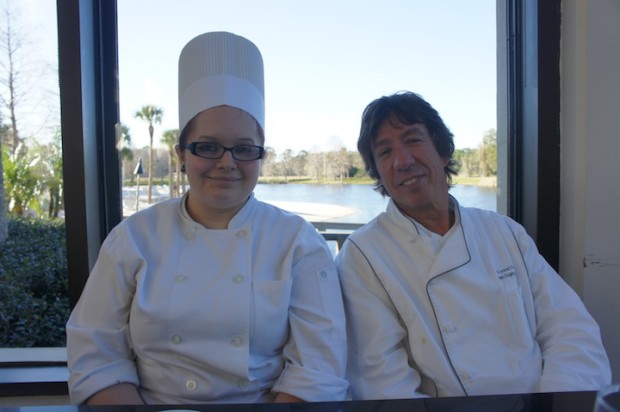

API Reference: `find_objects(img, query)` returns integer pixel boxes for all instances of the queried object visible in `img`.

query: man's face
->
[372,117,449,219]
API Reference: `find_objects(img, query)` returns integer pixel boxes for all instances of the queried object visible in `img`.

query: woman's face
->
[177,105,262,221]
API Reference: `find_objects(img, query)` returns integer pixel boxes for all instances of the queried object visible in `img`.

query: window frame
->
[59,0,563,308]
[58,0,122,309]
[0,0,563,396]
[504,0,561,270]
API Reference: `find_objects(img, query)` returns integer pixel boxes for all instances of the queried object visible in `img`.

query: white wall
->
[560,0,620,382]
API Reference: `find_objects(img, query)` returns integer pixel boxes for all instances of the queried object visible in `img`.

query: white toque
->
[178,31,265,133]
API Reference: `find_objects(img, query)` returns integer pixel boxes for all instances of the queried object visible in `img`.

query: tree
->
[0,121,7,243]
[454,148,479,177]
[260,146,278,177]
[134,105,163,203]
[0,2,23,154]
[29,131,63,218]
[2,143,37,215]
[280,149,294,181]
[118,123,133,183]
[160,129,179,198]
[479,128,497,176]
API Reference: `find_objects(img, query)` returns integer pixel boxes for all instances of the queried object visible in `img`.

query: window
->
[1,0,561,394]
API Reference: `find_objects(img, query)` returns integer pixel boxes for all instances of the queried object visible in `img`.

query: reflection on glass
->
[594,383,620,412]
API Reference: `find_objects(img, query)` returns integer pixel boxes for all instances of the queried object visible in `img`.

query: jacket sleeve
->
[271,225,349,401]
[66,227,141,404]
[509,220,612,391]
[336,238,428,400]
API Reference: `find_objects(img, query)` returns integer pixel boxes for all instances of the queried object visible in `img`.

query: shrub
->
[0,216,69,347]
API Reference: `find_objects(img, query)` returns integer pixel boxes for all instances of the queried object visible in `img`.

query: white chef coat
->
[336,196,611,400]
[67,193,348,404]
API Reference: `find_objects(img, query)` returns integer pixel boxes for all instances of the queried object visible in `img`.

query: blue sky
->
[117,1,496,154]
[20,1,496,154]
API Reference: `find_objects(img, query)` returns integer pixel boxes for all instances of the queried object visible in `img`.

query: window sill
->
[0,348,68,397]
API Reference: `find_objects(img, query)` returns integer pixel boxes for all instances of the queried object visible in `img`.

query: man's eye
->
[376,148,390,159]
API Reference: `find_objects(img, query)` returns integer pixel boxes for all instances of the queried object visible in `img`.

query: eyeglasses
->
[187,142,265,161]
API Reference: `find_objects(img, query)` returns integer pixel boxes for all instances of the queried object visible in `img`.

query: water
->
[124,183,497,224]
[254,183,496,224]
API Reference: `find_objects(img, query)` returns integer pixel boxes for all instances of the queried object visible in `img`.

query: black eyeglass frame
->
[186,142,265,161]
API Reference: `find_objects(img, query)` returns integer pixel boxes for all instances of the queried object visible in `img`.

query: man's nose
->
[393,146,415,169]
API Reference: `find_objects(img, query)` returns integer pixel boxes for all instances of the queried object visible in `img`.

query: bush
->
[0,216,69,347]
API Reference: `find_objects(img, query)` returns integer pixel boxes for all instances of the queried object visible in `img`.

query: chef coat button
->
[230,335,244,346]
[175,275,187,283]
[320,270,327,278]
[236,229,247,238]
[185,231,196,240]
[233,274,245,284]
[185,379,197,391]
[238,378,250,388]
[171,335,182,344]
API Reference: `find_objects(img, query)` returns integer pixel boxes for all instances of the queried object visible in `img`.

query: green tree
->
[2,143,37,215]
[454,148,479,177]
[479,129,497,176]
[118,123,133,183]
[29,132,63,218]
[134,105,163,203]
[161,129,179,198]
[0,122,7,243]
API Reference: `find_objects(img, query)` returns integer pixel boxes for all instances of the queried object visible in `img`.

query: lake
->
[254,183,497,225]
[124,183,497,225]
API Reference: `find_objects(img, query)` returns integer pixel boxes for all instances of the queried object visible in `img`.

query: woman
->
[66,31,348,405]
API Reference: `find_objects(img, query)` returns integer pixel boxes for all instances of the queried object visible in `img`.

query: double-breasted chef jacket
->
[67,193,348,404]
[336,196,611,400]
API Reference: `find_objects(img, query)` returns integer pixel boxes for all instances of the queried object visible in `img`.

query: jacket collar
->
[386,195,471,278]
[177,191,257,230]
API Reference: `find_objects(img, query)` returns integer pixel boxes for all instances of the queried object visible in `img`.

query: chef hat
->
[178,31,265,133]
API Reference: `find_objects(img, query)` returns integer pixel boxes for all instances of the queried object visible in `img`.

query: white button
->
[238,378,250,388]
[185,379,197,391]
[185,231,196,240]
[442,325,457,334]
[236,229,247,238]
[230,336,244,346]
[233,274,244,284]
[175,275,187,283]
[171,335,182,344]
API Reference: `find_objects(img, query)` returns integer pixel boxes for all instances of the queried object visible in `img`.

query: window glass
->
[117,0,499,229]
[0,0,66,348]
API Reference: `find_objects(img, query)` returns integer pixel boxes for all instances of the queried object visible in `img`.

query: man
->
[336,91,611,399]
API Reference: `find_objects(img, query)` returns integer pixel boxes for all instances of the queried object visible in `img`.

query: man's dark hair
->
[357,91,458,196]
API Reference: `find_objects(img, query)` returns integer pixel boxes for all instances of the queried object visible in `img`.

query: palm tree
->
[134,105,163,203]
[118,123,133,184]
[161,129,179,198]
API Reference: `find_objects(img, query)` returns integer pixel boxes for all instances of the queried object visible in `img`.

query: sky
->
[16,0,496,155]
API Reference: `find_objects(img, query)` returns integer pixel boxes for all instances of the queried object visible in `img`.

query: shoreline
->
[256,176,498,188]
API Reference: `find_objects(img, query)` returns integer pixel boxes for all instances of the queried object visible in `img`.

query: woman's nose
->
[216,150,237,168]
